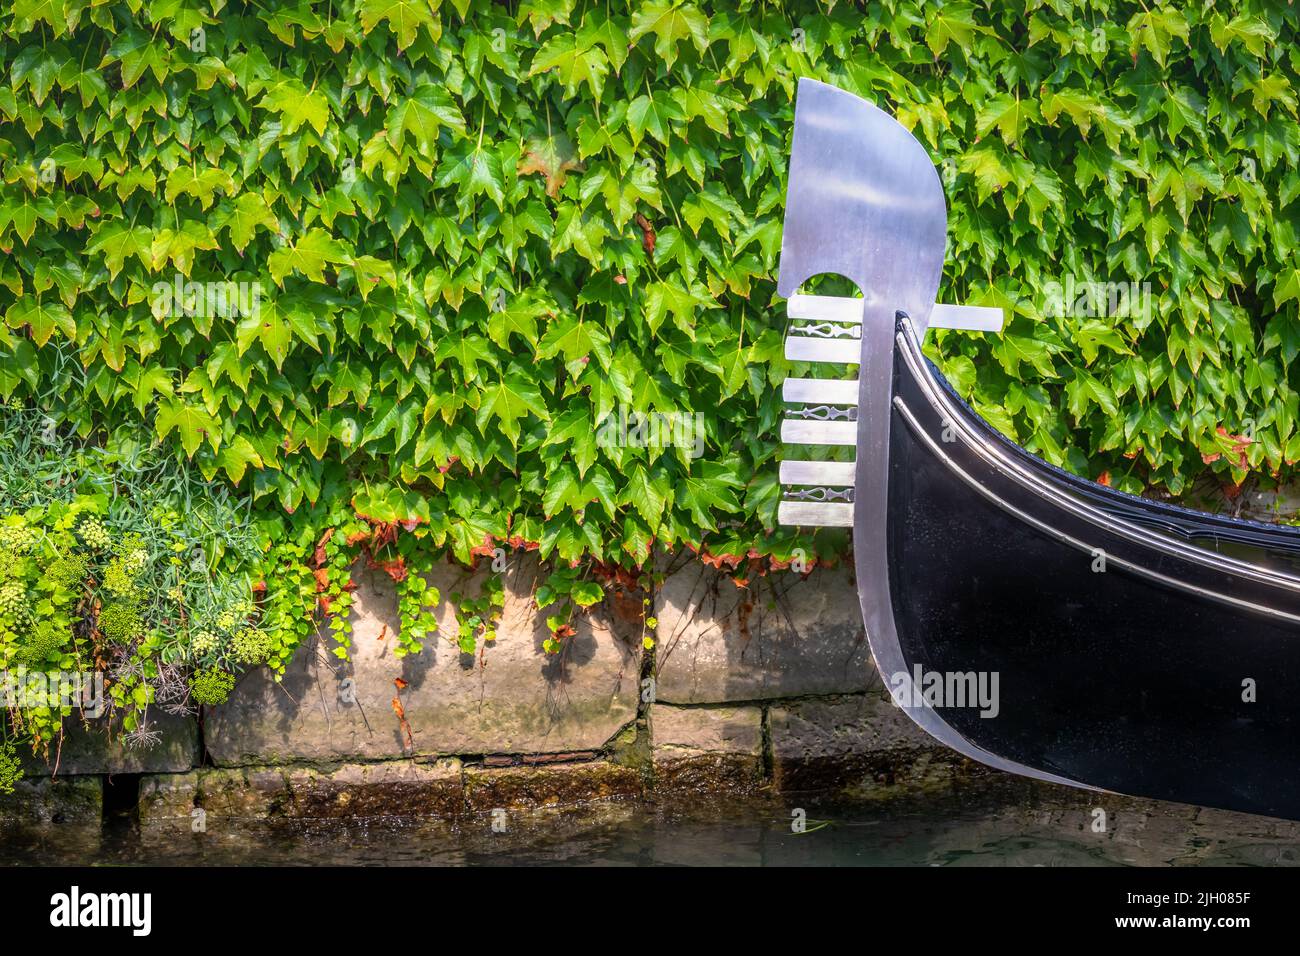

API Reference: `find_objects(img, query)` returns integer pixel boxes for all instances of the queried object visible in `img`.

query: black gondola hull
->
[888,322,1300,819]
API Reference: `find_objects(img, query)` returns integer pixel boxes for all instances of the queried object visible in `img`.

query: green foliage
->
[0,738,21,794]
[97,602,143,644]
[230,625,273,665]
[919,1,1300,499]
[317,524,363,659]
[451,577,504,655]
[395,572,439,657]
[0,404,274,751]
[254,536,321,677]
[381,535,441,658]
[188,666,237,705]
[534,565,604,653]
[0,0,1296,581]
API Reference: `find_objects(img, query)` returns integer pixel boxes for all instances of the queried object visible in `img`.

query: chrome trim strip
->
[894,397,1300,625]
[896,320,1300,594]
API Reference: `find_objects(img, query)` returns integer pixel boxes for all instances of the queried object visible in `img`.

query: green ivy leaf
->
[4,296,74,347]
[217,194,280,254]
[628,0,708,68]
[926,3,993,56]
[268,228,349,286]
[155,397,221,456]
[359,0,438,51]
[476,376,550,445]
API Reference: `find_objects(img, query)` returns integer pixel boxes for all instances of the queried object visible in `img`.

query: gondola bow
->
[776,77,1300,820]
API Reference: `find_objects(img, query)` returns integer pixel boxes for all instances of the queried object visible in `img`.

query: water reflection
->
[5,775,1300,866]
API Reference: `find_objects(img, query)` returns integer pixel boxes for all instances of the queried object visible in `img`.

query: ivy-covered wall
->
[1,0,1297,578]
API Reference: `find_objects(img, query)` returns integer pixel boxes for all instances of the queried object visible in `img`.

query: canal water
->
[4,774,1300,866]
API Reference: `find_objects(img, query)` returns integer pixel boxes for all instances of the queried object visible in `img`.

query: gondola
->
[775,78,1300,820]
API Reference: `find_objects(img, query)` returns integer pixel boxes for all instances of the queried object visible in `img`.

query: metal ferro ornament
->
[775,78,1300,820]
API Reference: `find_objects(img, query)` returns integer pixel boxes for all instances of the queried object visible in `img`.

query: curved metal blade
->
[776,78,948,336]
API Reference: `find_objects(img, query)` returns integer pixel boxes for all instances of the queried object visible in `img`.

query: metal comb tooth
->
[779,461,856,485]
[776,295,1004,528]
[784,336,861,364]
[776,500,854,528]
[783,378,859,405]
[780,419,856,446]
[788,293,1005,332]
[777,293,863,527]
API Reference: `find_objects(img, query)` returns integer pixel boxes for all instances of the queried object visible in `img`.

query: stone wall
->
[653,552,874,702]
[206,555,642,763]
[2,553,964,826]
